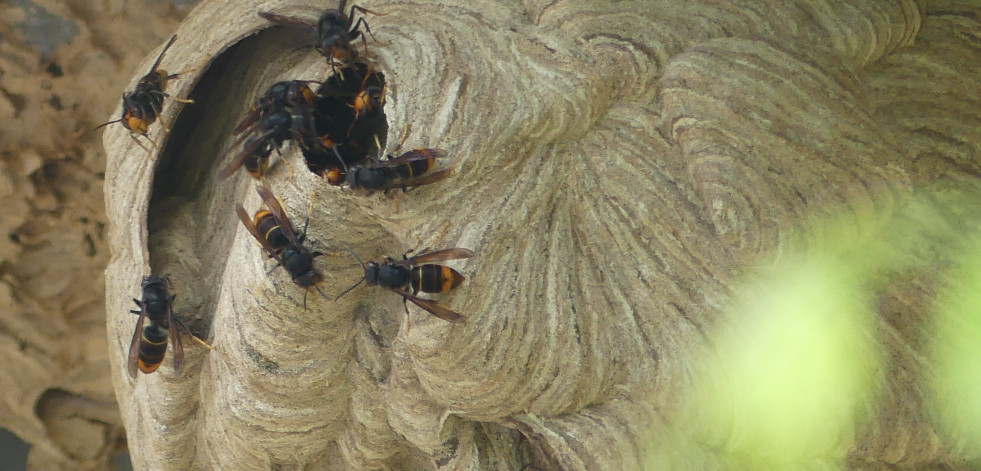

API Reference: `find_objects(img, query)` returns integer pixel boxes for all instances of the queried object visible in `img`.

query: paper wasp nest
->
[95,0,981,469]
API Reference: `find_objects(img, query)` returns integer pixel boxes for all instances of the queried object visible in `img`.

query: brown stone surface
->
[0,0,194,469]
[3,0,981,469]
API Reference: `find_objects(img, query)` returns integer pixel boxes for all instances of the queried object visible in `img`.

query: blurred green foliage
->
[931,234,981,454]
[645,184,981,470]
